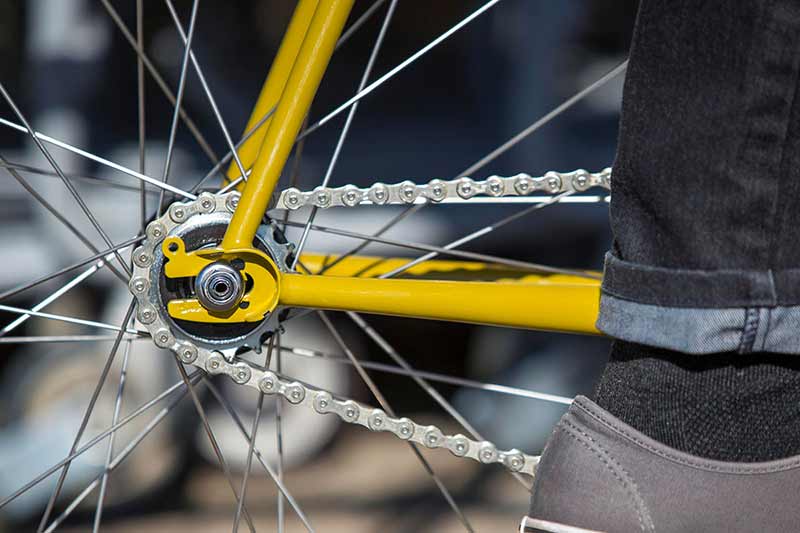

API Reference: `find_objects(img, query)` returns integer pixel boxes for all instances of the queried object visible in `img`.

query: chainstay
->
[275,167,611,210]
[131,191,541,478]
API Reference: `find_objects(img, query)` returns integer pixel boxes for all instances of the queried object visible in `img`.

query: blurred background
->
[0,0,636,531]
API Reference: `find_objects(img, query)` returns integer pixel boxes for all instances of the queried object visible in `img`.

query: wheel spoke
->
[232,336,275,533]
[0,84,133,281]
[0,153,129,285]
[317,311,475,532]
[291,0,399,267]
[338,0,387,46]
[0,371,202,511]
[377,191,575,279]
[458,60,628,177]
[346,312,532,490]
[282,210,597,279]
[189,119,266,195]
[280,342,573,404]
[314,61,625,270]
[157,0,201,217]
[92,339,133,532]
[0,160,159,194]
[344,315,488,438]
[0,303,141,335]
[173,357,257,533]
[316,204,420,274]
[44,372,195,533]
[299,0,504,140]
[35,301,135,533]
[99,0,220,169]
[0,334,144,344]
[0,117,195,199]
[206,378,316,532]
[0,253,109,337]
[188,0,400,198]
[0,236,141,303]
[274,333,286,533]
[137,0,147,233]
[164,0,250,191]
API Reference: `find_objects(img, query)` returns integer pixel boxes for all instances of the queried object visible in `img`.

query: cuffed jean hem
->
[597,293,800,354]
[601,252,800,308]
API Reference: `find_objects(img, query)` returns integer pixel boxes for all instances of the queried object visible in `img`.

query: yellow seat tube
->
[279,274,602,334]
[224,0,319,185]
[222,0,355,250]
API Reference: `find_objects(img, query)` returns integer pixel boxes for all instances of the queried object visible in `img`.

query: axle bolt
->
[195,262,245,312]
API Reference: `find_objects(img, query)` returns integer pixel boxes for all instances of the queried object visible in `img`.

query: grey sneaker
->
[523,396,800,532]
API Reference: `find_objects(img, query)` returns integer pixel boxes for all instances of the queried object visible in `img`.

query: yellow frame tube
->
[222,0,354,250]
[279,273,601,334]
[224,0,318,186]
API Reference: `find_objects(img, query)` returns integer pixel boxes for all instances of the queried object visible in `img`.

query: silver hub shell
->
[130,191,291,357]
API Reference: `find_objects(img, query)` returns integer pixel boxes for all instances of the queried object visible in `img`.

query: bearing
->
[194,262,245,312]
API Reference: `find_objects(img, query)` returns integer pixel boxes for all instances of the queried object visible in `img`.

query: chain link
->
[275,167,611,210]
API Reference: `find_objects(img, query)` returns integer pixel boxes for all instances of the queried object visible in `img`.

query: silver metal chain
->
[275,167,611,210]
[131,191,542,478]
[212,355,538,476]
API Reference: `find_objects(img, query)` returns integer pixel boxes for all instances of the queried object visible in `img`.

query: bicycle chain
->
[131,191,540,477]
[275,167,611,210]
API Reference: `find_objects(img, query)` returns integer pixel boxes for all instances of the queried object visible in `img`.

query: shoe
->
[523,396,800,532]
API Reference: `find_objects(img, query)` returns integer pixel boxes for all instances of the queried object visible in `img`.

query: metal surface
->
[224,0,319,187]
[276,168,611,210]
[221,0,354,249]
[280,272,600,333]
[194,262,245,312]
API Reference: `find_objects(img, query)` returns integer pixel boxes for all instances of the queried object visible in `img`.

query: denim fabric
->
[600,0,800,352]
[598,294,800,354]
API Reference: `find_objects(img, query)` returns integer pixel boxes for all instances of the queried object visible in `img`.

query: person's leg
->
[603,0,800,340]
[598,0,800,461]
[527,0,800,530]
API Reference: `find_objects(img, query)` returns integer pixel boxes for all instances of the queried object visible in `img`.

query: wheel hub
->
[130,191,291,357]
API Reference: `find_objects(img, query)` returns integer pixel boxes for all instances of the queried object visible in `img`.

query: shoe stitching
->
[574,399,800,473]
[561,419,655,533]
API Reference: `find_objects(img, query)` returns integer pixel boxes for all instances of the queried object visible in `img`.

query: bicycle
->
[0,0,625,530]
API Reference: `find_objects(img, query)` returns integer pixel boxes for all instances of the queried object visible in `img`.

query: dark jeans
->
[598,0,800,354]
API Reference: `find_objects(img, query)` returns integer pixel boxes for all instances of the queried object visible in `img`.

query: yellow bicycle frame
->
[220,0,602,335]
